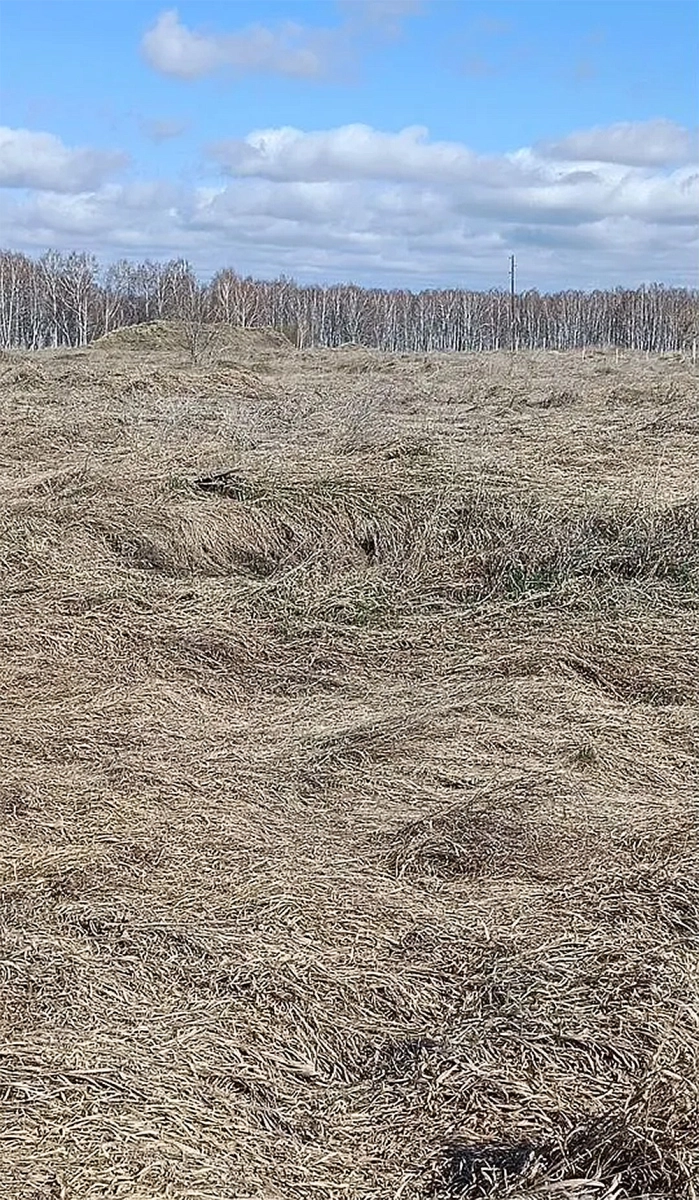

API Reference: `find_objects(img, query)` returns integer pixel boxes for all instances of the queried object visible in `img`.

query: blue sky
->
[0,1,697,289]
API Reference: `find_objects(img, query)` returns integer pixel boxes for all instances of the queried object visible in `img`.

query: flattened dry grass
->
[0,335,698,1199]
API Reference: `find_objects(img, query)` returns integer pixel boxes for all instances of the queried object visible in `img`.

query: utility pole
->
[509,254,517,351]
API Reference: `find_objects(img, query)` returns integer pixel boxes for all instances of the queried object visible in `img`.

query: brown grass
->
[0,330,698,1199]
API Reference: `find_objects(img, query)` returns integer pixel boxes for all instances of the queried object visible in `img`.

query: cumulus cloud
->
[207,123,699,226]
[208,124,526,187]
[539,119,699,168]
[141,8,336,80]
[1,120,697,289]
[0,127,128,192]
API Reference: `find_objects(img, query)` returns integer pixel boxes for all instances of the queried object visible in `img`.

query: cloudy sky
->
[0,0,697,290]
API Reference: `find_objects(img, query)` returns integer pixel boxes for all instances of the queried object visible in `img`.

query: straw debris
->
[0,334,698,1198]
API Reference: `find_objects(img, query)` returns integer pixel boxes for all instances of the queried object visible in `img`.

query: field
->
[1,325,698,1200]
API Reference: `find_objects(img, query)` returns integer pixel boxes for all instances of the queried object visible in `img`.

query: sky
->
[0,0,697,291]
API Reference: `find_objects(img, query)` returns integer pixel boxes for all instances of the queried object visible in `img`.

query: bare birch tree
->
[0,249,697,354]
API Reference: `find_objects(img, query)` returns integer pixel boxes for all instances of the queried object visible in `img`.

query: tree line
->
[0,249,697,353]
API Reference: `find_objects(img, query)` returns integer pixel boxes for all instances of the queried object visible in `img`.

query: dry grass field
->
[1,324,698,1200]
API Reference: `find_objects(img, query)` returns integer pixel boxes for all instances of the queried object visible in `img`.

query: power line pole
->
[509,254,517,351]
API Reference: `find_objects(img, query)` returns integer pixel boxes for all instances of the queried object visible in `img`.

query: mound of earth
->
[92,319,293,354]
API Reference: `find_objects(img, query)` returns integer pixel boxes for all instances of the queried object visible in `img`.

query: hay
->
[0,344,698,1199]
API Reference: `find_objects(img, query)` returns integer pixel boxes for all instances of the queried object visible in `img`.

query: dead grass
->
[0,331,698,1199]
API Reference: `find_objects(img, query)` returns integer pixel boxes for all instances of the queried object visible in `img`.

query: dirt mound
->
[92,320,293,355]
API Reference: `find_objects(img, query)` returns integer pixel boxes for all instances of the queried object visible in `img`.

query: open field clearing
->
[1,327,698,1199]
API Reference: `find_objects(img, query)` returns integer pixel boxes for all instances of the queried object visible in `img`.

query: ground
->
[0,328,698,1200]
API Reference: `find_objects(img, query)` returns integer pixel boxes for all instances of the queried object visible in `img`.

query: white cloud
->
[0,127,128,192]
[1,121,697,290]
[208,123,699,225]
[141,8,335,80]
[538,119,699,168]
[209,124,526,186]
[140,3,423,83]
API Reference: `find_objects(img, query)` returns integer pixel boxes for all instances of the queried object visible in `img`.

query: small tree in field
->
[171,262,218,364]
[182,286,218,364]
